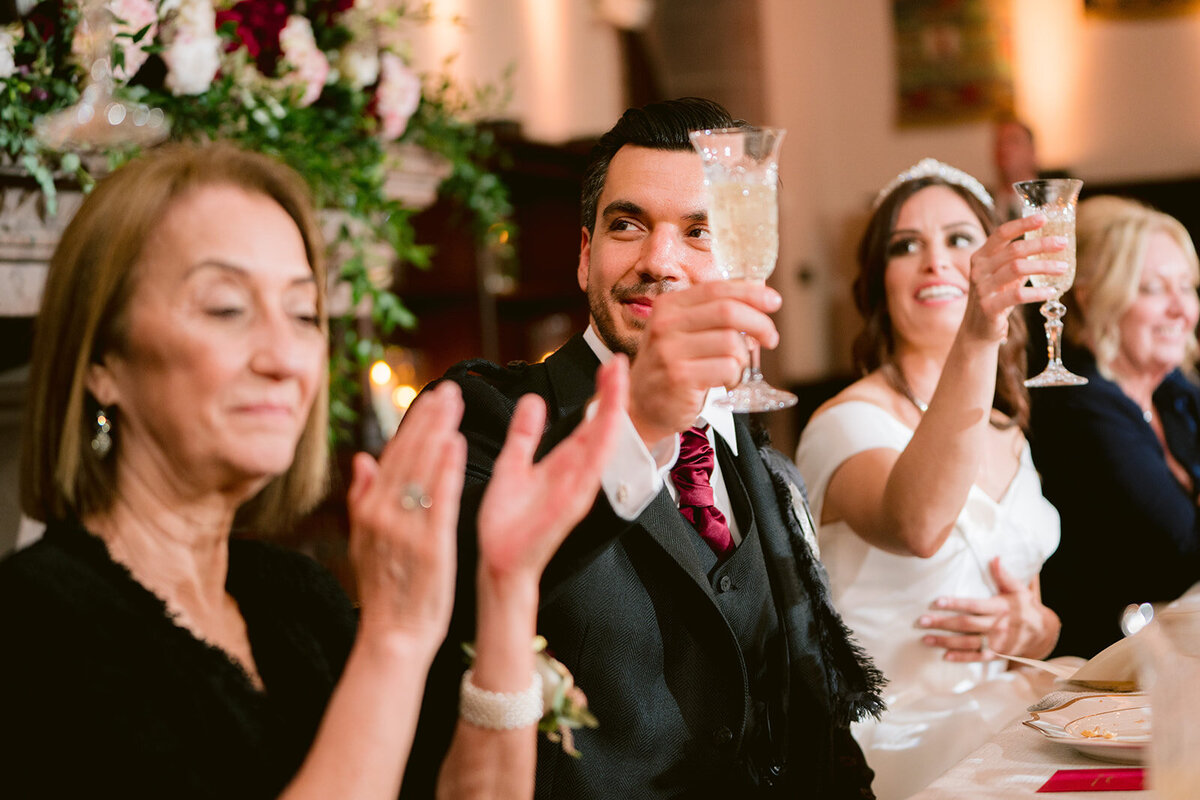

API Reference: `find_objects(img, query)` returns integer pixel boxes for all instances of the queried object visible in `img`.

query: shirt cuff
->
[589,402,673,520]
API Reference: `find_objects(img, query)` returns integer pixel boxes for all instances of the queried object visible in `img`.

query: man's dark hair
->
[994,112,1035,144]
[580,97,740,233]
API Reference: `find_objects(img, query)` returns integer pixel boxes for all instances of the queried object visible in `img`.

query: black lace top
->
[0,520,357,799]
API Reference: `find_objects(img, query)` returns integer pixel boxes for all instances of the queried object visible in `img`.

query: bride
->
[795,160,1064,799]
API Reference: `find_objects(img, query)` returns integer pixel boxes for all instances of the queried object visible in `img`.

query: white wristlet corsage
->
[461,635,598,757]
[460,669,544,730]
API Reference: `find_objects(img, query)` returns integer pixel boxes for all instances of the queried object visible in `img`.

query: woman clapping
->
[1,143,626,800]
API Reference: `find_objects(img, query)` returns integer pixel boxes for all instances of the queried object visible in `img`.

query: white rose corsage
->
[462,635,598,757]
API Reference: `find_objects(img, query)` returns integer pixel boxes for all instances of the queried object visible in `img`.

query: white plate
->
[1024,693,1150,764]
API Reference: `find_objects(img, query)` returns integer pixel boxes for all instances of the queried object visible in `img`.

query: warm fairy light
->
[392,385,418,409]
[369,360,393,386]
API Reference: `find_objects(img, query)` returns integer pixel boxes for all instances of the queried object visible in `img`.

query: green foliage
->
[1,1,514,447]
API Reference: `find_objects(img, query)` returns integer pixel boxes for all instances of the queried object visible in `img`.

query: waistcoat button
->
[711,725,733,747]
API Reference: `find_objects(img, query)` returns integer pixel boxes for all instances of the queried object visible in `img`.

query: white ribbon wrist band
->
[459,669,544,730]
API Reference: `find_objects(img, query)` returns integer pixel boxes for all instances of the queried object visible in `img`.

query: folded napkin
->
[1037,768,1144,793]
[1069,637,1140,691]
[1063,587,1200,690]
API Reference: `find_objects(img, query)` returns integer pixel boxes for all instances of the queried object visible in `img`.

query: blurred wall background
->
[412,0,1200,446]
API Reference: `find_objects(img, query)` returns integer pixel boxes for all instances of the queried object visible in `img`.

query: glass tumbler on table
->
[688,126,794,412]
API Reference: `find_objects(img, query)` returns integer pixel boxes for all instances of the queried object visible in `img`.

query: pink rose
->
[108,0,158,80]
[375,52,420,140]
[278,15,329,107]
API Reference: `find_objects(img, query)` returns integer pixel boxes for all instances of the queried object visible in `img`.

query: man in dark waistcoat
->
[403,97,883,799]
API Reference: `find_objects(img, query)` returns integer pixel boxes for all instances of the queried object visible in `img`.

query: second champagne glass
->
[689,126,795,412]
[1017,177,1088,388]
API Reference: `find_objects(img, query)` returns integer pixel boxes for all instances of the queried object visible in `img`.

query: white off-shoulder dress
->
[796,401,1061,800]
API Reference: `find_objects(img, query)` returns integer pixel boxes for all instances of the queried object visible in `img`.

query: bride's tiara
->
[872,158,994,212]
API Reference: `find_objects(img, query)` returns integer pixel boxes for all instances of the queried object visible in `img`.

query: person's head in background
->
[20,143,330,533]
[1067,195,1200,390]
[577,97,742,357]
[993,115,1039,187]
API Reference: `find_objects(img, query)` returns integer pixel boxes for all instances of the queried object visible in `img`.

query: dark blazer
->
[403,334,881,799]
[1031,349,1200,658]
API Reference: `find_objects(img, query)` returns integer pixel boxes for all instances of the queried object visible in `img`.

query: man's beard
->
[587,279,677,358]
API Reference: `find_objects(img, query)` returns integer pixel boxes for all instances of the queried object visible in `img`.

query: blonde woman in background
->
[1032,195,1200,659]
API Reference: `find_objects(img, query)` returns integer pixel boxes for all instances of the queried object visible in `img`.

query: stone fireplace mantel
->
[0,142,450,319]
[0,176,85,318]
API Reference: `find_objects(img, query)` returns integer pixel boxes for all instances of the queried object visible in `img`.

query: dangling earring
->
[92,408,112,458]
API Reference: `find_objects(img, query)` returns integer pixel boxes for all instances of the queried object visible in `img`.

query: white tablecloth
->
[908,711,1154,799]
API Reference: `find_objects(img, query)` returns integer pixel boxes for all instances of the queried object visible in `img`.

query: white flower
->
[376,52,421,140]
[0,29,16,80]
[787,480,820,559]
[107,0,158,80]
[161,0,221,96]
[279,15,330,107]
[339,41,380,90]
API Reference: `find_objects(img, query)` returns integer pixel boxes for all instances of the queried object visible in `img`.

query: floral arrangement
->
[1,0,513,443]
[532,635,599,757]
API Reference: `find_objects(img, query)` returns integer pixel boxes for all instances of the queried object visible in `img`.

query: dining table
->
[908,707,1154,799]
[909,582,1200,799]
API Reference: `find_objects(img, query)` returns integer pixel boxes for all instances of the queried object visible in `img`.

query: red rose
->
[27,0,65,43]
[215,0,291,76]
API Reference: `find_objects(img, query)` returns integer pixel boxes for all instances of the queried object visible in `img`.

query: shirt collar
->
[583,325,738,456]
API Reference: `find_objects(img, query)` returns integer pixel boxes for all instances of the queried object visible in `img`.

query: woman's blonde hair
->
[1066,195,1200,379]
[21,142,330,531]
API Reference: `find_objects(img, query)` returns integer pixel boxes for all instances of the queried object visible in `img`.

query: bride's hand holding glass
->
[958,214,1068,345]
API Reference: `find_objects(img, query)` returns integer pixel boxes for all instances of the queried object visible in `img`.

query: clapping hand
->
[918,557,1060,662]
[477,355,629,583]
[346,381,467,659]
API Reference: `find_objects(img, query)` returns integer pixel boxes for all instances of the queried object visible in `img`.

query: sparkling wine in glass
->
[689,126,795,412]
[1017,178,1088,388]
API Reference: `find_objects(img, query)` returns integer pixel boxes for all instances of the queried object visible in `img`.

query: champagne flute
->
[689,126,795,412]
[1017,178,1088,388]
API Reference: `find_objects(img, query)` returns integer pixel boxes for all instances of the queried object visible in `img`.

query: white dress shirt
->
[583,326,743,544]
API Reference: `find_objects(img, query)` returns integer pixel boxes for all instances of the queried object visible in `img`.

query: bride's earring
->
[91,408,113,458]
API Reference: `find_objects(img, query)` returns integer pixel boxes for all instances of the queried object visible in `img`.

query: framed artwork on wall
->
[1084,0,1200,18]
[893,0,1014,127]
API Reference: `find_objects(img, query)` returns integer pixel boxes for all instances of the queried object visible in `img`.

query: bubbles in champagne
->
[1025,216,1076,297]
[707,180,779,281]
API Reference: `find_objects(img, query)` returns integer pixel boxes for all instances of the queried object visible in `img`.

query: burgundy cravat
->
[670,425,734,559]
